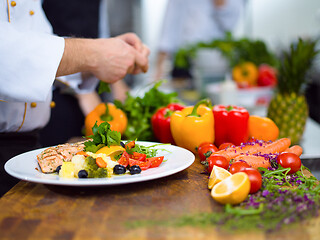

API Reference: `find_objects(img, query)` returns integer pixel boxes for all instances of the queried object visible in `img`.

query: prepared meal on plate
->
[37,122,165,179]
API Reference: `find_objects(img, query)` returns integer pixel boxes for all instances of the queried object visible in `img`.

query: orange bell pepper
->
[249,115,279,141]
[170,99,214,153]
[85,103,127,137]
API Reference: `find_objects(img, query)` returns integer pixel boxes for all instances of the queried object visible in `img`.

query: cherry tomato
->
[198,142,214,149]
[277,152,301,174]
[218,142,234,150]
[198,144,218,162]
[128,159,151,170]
[229,161,251,174]
[241,168,262,194]
[147,156,164,168]
[207,155,229,173]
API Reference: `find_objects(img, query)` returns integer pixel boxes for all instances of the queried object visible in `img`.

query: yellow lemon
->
[96,145,125,160]
[208,165,232,189]
[59,162,75,178]
[211,172,250,205]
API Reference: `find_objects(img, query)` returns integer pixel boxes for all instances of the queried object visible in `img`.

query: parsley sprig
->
[84,122,121,153]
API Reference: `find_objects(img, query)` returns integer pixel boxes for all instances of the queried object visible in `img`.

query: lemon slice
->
[211,172,250,205]
[208,165,232,189]
[96,145,125,160]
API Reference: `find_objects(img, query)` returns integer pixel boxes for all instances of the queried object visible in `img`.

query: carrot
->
[257,138,291,155]
[96,157,107,168]
[234,155,271,170]
[76,151,87,156]
[232,138,294,170]
[212,140,268,161]
[283,145,303,157]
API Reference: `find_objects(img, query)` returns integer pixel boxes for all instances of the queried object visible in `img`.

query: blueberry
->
[129,165,141,175]
[78,170,88,178]
[56,165,62,173]
[113,164,126,175]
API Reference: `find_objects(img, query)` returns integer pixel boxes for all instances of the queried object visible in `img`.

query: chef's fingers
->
[117,33,143,53]
[131,46,149,74]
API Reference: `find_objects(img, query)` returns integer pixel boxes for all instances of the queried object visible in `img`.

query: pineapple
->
[267,38,318,145]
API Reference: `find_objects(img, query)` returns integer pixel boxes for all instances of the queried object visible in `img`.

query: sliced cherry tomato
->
[218,142,235,150]
[229,161,251,174]
[277,152,301,174]
[117,151,129,167]
[129,159,151,170]
[198,144,218,162]
[147,156,164,168]
[241,168,262,194]
[130,152,147,162]
[206,155,229,173]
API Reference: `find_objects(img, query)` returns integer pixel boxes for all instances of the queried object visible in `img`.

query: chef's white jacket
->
[158,0,244,54]
[0,0,99,132]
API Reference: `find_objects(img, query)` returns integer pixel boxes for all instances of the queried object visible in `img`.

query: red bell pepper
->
[213,105,249,147]
[151,103,185,144]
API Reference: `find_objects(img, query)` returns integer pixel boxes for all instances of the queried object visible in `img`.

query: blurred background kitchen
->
[40,0,320,152]
[103,0,320,119]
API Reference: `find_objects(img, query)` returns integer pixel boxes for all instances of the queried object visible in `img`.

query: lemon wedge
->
[208,165,232,189]
[96,145,125,160]
[211,172,250,205]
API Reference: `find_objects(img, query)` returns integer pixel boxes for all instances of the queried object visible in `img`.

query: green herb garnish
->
[125,143,170,158]
[84,122,121,153]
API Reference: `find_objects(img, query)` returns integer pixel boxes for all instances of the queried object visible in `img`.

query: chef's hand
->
[115,32,150,74]
[56,34,150,83]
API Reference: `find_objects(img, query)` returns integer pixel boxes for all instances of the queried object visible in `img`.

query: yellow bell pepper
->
[170,99,214,153]
[232,61,258,87]
[85,103,127,137]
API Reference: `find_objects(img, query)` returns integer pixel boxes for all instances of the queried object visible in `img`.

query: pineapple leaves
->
[278,38,319,95]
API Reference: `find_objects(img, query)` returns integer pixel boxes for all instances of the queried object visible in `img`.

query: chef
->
[0,0,150,196]
[154,0,244,80]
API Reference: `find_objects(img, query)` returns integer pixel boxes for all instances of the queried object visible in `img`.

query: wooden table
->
[1,160,320,240]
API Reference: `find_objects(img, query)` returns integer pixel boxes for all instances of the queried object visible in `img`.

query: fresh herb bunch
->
[114,81,181,141]
[174,32,278,69]
[84,121,121,153]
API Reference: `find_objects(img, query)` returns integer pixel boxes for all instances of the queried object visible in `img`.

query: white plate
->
[4,142,195,186]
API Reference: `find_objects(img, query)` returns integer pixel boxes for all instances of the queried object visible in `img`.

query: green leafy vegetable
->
[125,143,170,158]
[84,122,121,153]
[174,32,279,69]
[98,81,111,94]
[114,81,182,141]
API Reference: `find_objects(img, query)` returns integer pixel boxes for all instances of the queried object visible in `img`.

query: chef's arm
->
[56,33,150,84]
